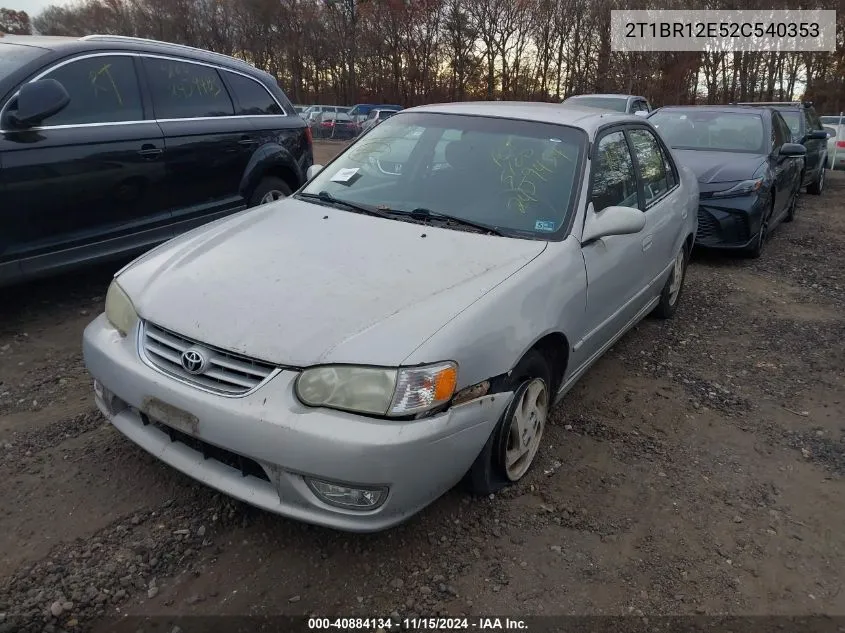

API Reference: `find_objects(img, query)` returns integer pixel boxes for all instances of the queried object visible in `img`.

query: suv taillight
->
[837,140,845,148]
[305,126,312,145]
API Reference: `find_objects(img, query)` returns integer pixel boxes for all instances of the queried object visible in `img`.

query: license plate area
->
[140,396,199,436]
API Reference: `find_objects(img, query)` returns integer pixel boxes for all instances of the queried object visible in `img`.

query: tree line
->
[1,0,844,114]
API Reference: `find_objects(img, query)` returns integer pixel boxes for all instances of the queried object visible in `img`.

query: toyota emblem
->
[180,348,209,375]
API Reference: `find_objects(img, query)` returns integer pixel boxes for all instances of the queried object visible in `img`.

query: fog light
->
[93,379,126,415]
[305,478,387,510]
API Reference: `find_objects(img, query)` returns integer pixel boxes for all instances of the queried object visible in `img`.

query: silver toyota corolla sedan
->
[83,102,699,532]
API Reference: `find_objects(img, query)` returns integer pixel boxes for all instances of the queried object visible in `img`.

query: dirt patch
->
[1,146,844,630]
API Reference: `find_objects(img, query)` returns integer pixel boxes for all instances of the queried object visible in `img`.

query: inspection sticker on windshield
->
[331,167,360,183]
[535,220,556,232]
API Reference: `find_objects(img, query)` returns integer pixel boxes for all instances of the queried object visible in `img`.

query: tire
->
[249,177,292,207]
[463,351,552,495]
[784,185,799,222]
[651,243,688,319]
[807,164,825,195]
[745,203,772,259]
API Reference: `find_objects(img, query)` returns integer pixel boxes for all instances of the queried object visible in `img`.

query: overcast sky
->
[2,0,55,17]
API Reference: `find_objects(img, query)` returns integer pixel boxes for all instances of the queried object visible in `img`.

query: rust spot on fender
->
[141,397,199,436]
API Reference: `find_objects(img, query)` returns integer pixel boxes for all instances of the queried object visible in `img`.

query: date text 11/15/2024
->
[307,617,529,631]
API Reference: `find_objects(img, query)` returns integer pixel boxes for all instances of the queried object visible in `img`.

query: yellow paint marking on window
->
[88,63,123,106]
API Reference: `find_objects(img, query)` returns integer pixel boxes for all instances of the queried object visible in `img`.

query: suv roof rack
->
[731,100,812,107]
[79,34,257,71]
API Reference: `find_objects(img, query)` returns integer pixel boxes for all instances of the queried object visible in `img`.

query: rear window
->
[566,96,628,112]
[222,70,282,116]
[0,43,49,83]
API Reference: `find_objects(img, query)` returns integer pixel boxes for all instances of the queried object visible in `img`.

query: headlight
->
[104,279,138,337]
[295,361,458,417]
[710,178,763,198]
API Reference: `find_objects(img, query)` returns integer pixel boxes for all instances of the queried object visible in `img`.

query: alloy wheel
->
[504,378,549,481]
[668,248,685,306]
[260,190,287,204]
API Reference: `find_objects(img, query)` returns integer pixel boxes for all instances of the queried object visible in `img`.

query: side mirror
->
[582,203,646,244]
[780,142,807,157]
[8,78,70,129]
[306,164,324,180]
[808,129,828,141]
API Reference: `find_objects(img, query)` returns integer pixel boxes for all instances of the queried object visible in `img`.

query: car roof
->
[566,94,645,100]
[653,104,773,116]
[405,101,645,132]
[0,34,271,80]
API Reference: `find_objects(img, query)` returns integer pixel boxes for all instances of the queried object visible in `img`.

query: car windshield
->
[821,116,844,125]
[650,110,766,153]
[332,113,352,121]
[0,43,49,83]
[778,111,802,141]
[567,96,627,112]
[300,111,586,238]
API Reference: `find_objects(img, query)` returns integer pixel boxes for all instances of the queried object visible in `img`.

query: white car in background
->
[821,115,845,170]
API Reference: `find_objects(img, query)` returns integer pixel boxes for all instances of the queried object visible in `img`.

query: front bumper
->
[83,315,511,532]
[694,199,760,249]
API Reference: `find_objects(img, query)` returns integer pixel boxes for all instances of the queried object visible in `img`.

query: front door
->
[573,128,649,368]
[0,53,167,277]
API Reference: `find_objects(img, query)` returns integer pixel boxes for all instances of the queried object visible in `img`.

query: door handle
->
[642,235,653,251]
[138,144,163,158]
[239,136,258,146]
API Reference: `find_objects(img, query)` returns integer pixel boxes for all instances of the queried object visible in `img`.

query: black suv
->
[734,101,829,195]
[0,34,312,286]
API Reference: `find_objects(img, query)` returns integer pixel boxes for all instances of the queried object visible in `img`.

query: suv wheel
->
[807,165,825,195]
[250,177,292,207]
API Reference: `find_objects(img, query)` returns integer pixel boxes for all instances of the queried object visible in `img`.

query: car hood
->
[673,149,766,184]
[117,199,547,367]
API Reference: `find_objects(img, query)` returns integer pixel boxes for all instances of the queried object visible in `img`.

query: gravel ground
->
[1,142,843,632]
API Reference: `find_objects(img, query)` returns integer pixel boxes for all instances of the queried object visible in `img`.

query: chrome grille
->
[140,321,278,396]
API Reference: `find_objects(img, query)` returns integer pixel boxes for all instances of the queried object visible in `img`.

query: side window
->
[633,100,649,113]
[591,130,640,212]
[659,142,677,188]
[142,57,234,119]
[772,114,787,149]
[222,71,282,115]
[19,55,144,126]
[802,109,814,136]
[627,128,670,206]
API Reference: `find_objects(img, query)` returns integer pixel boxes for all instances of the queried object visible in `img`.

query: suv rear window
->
[566,96,628,112]
[778,110,802,141]
[222,70,282,116]
[0,43,49,83]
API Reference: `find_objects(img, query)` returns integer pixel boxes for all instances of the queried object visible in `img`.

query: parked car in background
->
[293,104,307,116]
[302,105,350,124]
[83,101,698,532]
[0,34,312,287]
[735,101,829,194]
[820,115,845,170]
[359,108,398,134]
[562,93,652,115]
[311,111,357,139]
[649,105,805,257]
[347,103,403,120]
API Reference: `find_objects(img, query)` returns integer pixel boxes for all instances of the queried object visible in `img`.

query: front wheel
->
[464,351,551,495]
[651,244,688,319]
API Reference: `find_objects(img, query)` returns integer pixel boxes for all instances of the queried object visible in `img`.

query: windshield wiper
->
[297,191,392,219]
[400,208,504,236]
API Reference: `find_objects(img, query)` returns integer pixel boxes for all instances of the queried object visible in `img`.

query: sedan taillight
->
[837,140,845,148]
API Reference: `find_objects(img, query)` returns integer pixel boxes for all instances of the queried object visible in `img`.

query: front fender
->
[402,237,586,392]
[239,143,306,198]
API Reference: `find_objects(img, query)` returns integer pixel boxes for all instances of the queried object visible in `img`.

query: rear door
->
[0,52,167,277]
[625,125,685,289]
[140,55,252,226]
